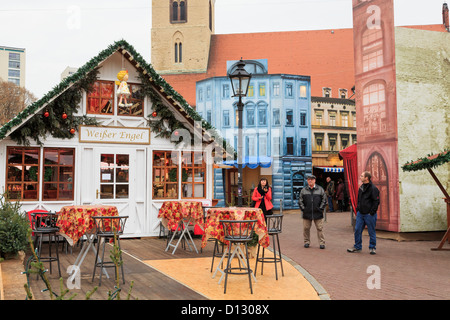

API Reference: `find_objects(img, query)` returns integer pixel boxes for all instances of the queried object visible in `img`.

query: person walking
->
[325,177,335,212]
[347,171,380,255]
[335,178,345,212]
[252,178,273,218]
[298,175,327,249]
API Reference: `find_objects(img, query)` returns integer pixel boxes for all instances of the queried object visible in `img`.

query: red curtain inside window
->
[339,143,358,214]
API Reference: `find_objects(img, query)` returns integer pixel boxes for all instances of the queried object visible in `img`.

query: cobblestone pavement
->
[279,211,450,300]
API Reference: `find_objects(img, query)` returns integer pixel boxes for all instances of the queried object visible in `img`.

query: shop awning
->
[223,156,272,169]
[317,167,344,172]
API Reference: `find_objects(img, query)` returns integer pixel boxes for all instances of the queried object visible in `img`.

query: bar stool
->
[255,214,284,280]
[220,219,257,294]
[92,216,128,286]
[29,211,61,277]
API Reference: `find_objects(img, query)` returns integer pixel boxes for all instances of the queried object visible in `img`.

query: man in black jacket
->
[347,171,380,254]
[299,175,327,249]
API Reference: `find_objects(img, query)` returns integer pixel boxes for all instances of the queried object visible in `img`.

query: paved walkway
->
[2,210,449,300]
[279,210,450,300]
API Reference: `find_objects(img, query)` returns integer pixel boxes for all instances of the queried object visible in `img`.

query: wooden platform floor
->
[25,236,213,300]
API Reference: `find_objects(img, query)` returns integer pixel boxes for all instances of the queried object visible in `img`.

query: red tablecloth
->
[56,205,118,245]
[201,207,269,248]
[158,201,204,231]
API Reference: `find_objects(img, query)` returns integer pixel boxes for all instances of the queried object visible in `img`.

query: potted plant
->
[0,193,30,260]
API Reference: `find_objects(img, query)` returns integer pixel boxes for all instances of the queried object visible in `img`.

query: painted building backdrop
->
[196,59,312,209]
[352,0,449,233]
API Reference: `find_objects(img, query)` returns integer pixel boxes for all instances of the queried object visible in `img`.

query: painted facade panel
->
[395,27,450,232]
[196,60,312,209]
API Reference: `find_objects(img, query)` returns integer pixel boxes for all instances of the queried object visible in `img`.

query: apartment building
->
[0,46,26,87]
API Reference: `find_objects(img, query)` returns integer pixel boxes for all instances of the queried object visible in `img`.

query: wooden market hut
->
[0,39,231,237]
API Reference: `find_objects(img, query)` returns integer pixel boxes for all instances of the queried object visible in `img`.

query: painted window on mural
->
[362,28,383,72]
[300,85,307,98]
[286,109,293,126]
[223,110,230,127]
[286,137,294,155]
[300,138,307,156]
[87,81,114,115]
[363,82,387,135]
[365,152,389,224]
[273,109,281,126]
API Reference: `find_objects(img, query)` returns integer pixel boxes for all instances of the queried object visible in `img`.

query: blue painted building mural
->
[195,59,313,209]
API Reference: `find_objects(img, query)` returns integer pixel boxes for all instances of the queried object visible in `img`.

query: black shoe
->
[320,245,325,249]
[304,243,310,248]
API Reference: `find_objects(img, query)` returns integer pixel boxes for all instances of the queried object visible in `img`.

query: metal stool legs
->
[34,231,61,277]
[92,236,125,286]
[210,239,225,272]
[223,243,254,294]
[255,232,284,280]
[255,214,284,280]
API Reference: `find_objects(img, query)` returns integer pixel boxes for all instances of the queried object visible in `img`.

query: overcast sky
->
[1,0,447,98]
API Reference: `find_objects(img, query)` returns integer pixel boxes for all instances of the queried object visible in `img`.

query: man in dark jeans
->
[299,175,327,249]
[347,171,380,255]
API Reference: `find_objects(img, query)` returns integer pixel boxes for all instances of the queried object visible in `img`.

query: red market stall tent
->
[339,144,358,215]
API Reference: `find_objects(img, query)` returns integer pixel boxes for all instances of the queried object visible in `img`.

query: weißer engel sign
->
[79,126,151,145]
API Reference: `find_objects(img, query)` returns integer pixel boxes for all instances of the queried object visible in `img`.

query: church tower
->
[151,0,215,74]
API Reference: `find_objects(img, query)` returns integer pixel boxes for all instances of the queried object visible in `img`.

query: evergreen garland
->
[0,39,234,155]
[138,72,188,142]
[402,149,450,172]
[9,69,100,146]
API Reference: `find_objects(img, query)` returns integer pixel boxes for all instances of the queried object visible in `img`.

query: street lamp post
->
[229,59,252,207]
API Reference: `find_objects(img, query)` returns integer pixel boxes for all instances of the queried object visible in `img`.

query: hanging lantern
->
[62,112,68,120]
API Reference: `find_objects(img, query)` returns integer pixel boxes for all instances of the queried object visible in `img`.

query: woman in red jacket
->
[252,178,274,218]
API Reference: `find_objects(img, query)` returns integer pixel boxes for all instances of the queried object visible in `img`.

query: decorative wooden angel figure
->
[116,70,132,107]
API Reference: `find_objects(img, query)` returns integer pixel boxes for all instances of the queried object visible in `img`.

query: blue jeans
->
[327,196,334,212]
[354,212,377,250]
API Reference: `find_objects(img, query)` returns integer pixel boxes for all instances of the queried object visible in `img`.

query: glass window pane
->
[59,184,73,200]
[7,184,22,199]
[8,148,22,164]
[24,166,38,182]
[23,184,38,200]
[8,166,22,181]
[59,167,73,182]
[100,184,114,199]
[24,149,39,164]
[60,149,74,165]
[44,167,57,182]
[44,149,58,164]
[43,183,58,199]
[116,185,129,199]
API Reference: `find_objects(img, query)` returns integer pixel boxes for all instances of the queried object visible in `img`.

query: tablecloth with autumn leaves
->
[56,205,118,246]
[158,201,205,232]
[201,207,269,248]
